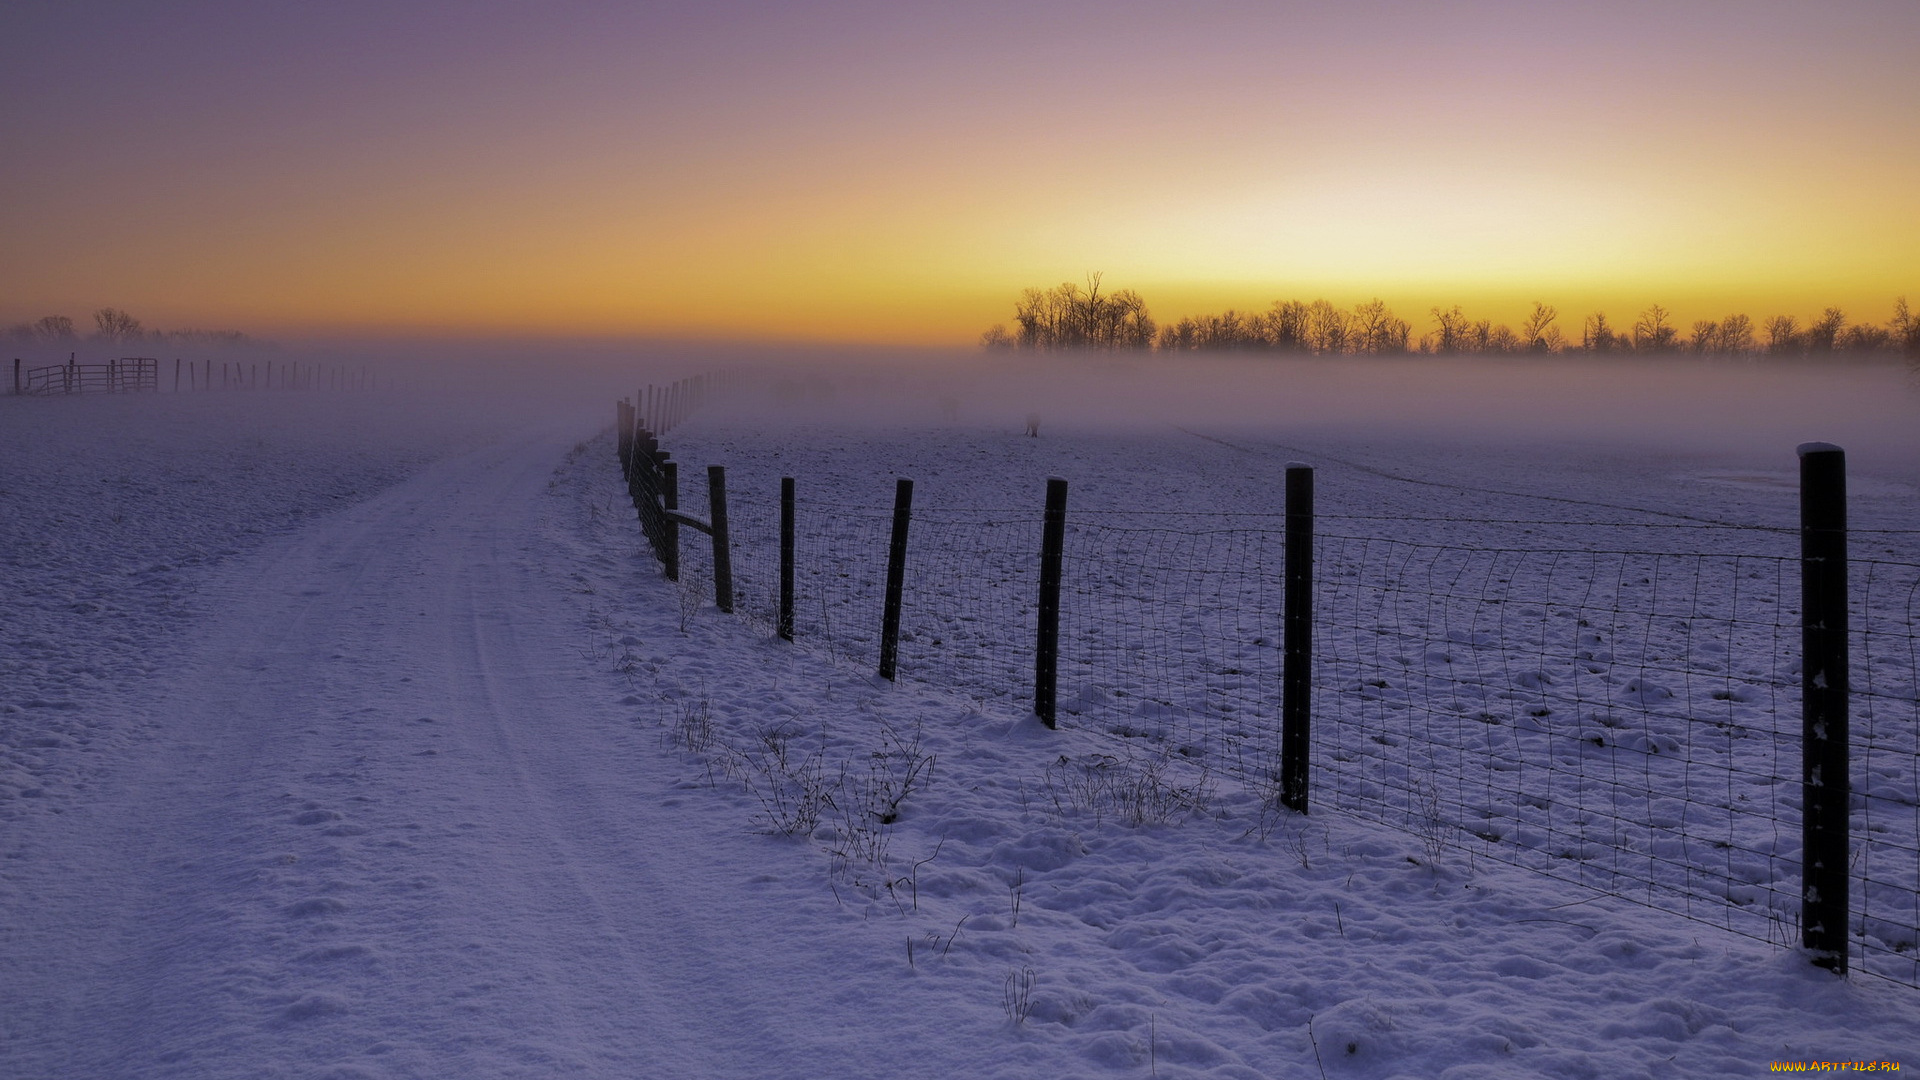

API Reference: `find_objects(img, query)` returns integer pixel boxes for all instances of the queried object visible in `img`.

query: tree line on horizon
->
[981,278,1920,358]
[4,308,260,350]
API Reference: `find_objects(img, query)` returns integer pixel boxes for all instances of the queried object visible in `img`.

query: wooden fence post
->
[1035,477,1069,728]
[1281,463,1314,813]
[708,465,733,613]
[1799,441,1849,974]
[662,461,681,582]
[617,400,632,480]
[780,477,796,641]
[878,478,914,681]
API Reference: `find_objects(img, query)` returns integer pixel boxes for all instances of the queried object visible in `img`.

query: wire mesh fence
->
[1314,535,1806,941]
[617,427,1920,986]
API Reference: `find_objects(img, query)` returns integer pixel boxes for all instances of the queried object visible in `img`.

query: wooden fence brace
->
[1798,441,1849,975]
[1280,463,1314,813]
[662,460,681,582]
[708,465,733,613]
[1035,476,1069,728]
[780,476,796,641]
[878,477,914,681]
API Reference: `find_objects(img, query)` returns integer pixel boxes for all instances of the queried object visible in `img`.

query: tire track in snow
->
[1,426,863,1079]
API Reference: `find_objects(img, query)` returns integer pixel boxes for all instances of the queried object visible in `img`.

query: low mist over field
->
[139,336,1916,482]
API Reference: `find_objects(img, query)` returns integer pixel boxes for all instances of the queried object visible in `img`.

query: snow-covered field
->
[3,353,1917,1078]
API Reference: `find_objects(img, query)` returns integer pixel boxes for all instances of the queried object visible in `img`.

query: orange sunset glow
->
[3,1,1915,346]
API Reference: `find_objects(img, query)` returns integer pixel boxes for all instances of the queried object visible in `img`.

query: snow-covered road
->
[2,419,978,1078]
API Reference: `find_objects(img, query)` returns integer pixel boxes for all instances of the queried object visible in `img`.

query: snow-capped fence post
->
[1280,463,1314,813]
[1034,476,1069,728]
[779,476,796,642]
[708,465,734,613]
[1798,441,1849,975]
[878,477,914,681]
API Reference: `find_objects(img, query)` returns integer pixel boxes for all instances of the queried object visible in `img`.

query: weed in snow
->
[1003,966,1036,1026]
[1044,747,1214,828]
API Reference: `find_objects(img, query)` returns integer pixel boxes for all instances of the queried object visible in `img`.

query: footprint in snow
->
[280,992,351,1021]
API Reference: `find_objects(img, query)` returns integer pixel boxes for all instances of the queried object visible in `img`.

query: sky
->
[2,0,1916,346]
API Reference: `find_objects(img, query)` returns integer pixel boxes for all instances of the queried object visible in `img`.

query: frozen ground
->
[2,354,1917,1078]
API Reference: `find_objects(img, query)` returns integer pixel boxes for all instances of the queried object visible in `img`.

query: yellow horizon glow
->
[4,4,1915,348]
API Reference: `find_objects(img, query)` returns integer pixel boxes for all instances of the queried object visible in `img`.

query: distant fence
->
[16,357,158,395]
[13,356,378,395]
[611,409,1920,987]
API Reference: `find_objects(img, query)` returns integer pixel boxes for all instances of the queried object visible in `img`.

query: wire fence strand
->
[651,465,1920,987]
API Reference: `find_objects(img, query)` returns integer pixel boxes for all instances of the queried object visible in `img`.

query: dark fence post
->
[1281,463,1314,813]
[617,400,632,480]
[878,477,914,681]
[780,477,796,641]
[708,465,733,613]
[662,461,681,582]
[1035,477,1069,728]
[13,358,19,396]
[1798,441,1849,975]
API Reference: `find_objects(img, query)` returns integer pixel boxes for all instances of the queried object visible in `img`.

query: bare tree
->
[1156,319,1197,350]
[1839,324,1891,352]
[1305,299,1351,354]
[1351,298,1410,354]
[1632,304,1676,352]
[34,315,77,341]
[1001,274,1155,350]
[91,307,145,342]
[1258,300,1309,351]
[1199,310,1251,349]
[1718,313,1754,354]
[1427,306,1472,354]
[1688,320,1719,354]
[1805,307,1846,353]
[1099,288,1157,349]
[1583,312,1619,353]
[1520,302,1561,353]
[1891,297,1920,356]
[1764,315,1802,355]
